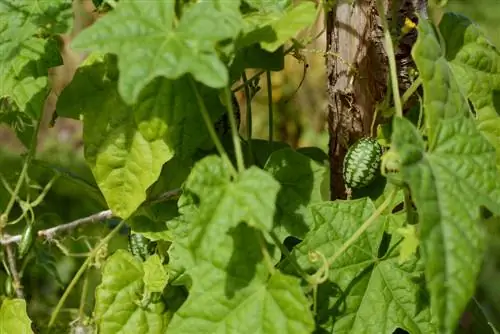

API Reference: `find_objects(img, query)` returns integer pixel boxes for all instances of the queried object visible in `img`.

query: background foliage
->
[0,0,499,333]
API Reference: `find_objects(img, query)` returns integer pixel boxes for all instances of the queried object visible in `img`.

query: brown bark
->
[326,0,425,200]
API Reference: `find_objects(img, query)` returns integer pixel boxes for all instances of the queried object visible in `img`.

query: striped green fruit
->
[343,137,382,189]
[128,233,155,261]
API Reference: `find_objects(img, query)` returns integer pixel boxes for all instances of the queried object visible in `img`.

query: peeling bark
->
[326,0,426,200]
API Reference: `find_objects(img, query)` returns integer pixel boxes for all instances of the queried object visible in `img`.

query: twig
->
[5,244,24,298]
[0,188,182,245]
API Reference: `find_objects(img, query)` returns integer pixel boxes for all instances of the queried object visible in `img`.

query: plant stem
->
[376,0,403,118]
[5,245,23,298]
[48,219,127,328]
[1,112,42,225]
[401,77,422,107]
[231,45,295,94]
[242,71,253,164]
[190,78,237,177]
[232,69,265,93]
[266,71,274,143]
[79,268,90,319]
[258,232,275,275]
[225,86,244,173]
[270,231,307,280]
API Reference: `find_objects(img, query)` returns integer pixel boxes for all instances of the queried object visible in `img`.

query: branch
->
[0,188,182,246]
[5,244,24,298]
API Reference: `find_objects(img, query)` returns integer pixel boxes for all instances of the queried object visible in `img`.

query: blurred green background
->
[0,0,499,331]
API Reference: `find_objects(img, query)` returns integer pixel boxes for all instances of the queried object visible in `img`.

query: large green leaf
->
[391,116,500,334]
[288,198,436,333]
[0,0,67,143]
[94,250,169,333]
[412,16,469,142]
[168,222,314,334]
[57,55,224,219]
[183,156,280,261]
[264,148,328,240]
[0,35,62,145]
[438,12,500,166]
[71,0,243,104]
[0,299,33,334]
[0,0,71,63]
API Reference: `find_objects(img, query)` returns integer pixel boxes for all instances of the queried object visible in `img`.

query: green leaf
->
[168,232,314,334]
[0,36,62,118]
[0,299,33,333]
[184,156,280,260]
[71,0,243,104]
[0,0,71,63]
[264,148,328,240]
[439,13,500,166]
[57,56,225,219]
[94,250,169,333]
[242,2,316,52]
[143,254,169,293]
[392,116,500,334]
[288,199,436,333]
[412,16,470,142]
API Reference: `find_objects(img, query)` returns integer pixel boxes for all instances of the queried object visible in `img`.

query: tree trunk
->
[326,0,425,200]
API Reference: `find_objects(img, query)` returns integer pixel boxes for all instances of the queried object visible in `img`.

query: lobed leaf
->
[412,16,469,142]
[184,156,280,261]
[288,198,436,333]
[57,56,224,219]
[439,12,500,167]
[168,245,314,333]
[392,116,500,334]
[71,0,243,104]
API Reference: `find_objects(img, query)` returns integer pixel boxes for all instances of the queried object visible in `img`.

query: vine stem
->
[1,105,43,225]
[266,71,274,143]
[376,0,403,118]
[0,98,44,299]
[5,245,23,298]
[308,189,397,284]
[190,78,237,177]
[258,232,275,275]
[48,219,127,328]
[270,231,308,280]
[401,76,422,107]
[78,267,90,319]
[242,71,254,164]
[225,86,244,173]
